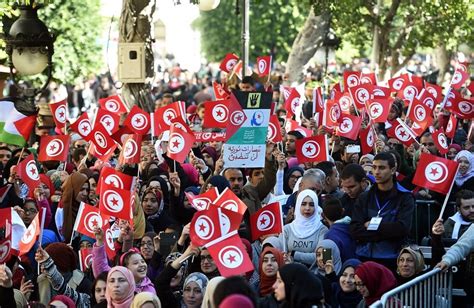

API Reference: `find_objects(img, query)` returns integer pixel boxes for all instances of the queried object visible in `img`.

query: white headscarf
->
[454,150,474,187]
[290,189,322,238]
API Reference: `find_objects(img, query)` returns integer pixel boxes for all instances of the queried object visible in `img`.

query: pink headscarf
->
[287,157,299,169]
[182,163,199,185]
[106,266,135,308]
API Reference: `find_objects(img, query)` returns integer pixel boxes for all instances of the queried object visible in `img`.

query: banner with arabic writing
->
[223,91,272,168]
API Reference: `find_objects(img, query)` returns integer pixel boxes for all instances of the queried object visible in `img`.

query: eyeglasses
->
[201,255,213,262]
[289,175,301,180]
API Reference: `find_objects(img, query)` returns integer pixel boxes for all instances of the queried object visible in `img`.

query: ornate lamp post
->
[3,1,55,108]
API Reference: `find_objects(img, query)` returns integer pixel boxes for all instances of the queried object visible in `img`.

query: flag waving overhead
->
[256,55,272,77]
[413,153,458,194]
[73,202,103,238]
[432,128,449,155]
[284,88,301,118]
[99,180,132,220]
[296,135,329,163]
[96,108,120,135]
[18,212,40,255]
[70,112,92,139]
[203,100,231,129]
[185,187,219,211]
[49,99,67,130]
[450,68,469,90]
[214,187,248,215]
[38,135,70,162]
[17,154,41,190]
[250,202,283,241]
[118,134,142,164]
[219,53,240,73]
[167,124,195,163]
[153,101,186,132]
[123,105,151,135]
[98,95,128,114]
[0,99,36,146]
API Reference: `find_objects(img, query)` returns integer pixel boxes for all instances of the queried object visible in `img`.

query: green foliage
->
[311,0,474,62]
[1,0,103,84]
[193,0,309,63]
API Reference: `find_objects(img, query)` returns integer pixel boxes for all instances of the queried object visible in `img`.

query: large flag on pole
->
[0,98,36,146]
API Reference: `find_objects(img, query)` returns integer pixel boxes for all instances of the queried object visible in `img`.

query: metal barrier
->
[412,200,456,244]
[370,268,453,308]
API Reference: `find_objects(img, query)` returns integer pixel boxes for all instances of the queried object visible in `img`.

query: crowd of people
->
[0,57,473,308]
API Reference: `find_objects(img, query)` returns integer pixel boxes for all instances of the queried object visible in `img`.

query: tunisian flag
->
[284,88,301,118]
[73,202,103,238]
[214,187,248,215]
[256,55,272,77]
[219,53,240,73]
[360,125,375,155]
[296,135,329,163]
[38,135,70,162]
[185,187,219,211]
[99,180,132,220]
[98,95,128,114]
[16,154,41,190]
[18,213,40,255]
[153,101,186,132]
[70,112,93,139]
[79,248,93,272]
[167,124,195,163]
[118,134,142,165]
[335,114,361,140]
[445,114,457,139]
[123,105,151,135]
[206,233,254,277]
[97,166,134,192]
[366,98,392,123]
[250,202,283,241]
[450,68,470,90]
[432,129,449,155]
[412,153,458,195]
[267,114,283,143]
[203,99,231,129]
[190,206,242,247]
[96,108,120,134]
[49,99,67,130]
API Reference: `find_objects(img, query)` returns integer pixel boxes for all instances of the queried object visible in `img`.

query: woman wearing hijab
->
[332,259,362,308]
[141,186,176,234]
[280,166,304,195]
[131,292,161,308]
[272,263,325,308]
[454,150,474,193]
[354,261,397,307]
[202,276,225,308]
[103,266,135,308]
[280,189,327,266]
[447,144,462,160]
[61,172,89,243]
[258,247,284,297]
[182,272,208,308]
[396,246,426,285]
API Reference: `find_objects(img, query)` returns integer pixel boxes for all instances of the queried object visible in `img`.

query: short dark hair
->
[341,163,366,182]
[162,93,174,100]
[386,150,401,171]
[287,130,304,139]
[374,152,396,169]
[213,276,258,307]
[316,161,336,178]
[0,146,11,153]
[72,147,87,162]
[241,76,255,86]
[322,197,344,222]
[456,190,474,208]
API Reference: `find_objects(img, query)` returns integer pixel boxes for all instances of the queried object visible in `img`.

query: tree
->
[311,0,474,79]
[1,0,103,85]
[193,0,308,64]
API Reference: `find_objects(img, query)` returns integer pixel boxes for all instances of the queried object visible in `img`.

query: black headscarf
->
[283,166,304,194]
[208,175,230,194]
[279,263,324,308]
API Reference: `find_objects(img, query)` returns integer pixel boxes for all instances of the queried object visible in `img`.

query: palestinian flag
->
[0,98,36,146]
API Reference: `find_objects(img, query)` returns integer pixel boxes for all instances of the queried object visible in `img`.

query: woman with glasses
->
[139,231,163,281]
[281,166,304,195]
[354,261,397,307]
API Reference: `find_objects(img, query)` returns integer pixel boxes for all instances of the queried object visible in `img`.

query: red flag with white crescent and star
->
[206,233,254,277]
[267,114,283,143]
[295,135,328,163]
[167,123,195,163]
[450,68,469,90]
[360,125,375,155]
[219,53,240,73]
[16,154,41,190]
[185,187,219,211]
[203,99,231,129]
[118,134,142,165]
[102,223,116,261]
[99,180,132,221]
[412,153,458,195]
[386,120,415,147]
[423,82,443,104]
[366,98,392,123]
[249,202,283,241]
[432,128,449,155]
[343,71,361,89]
[190,206,242,247]
[49,99,67,131]
[348,83,373,109]
[224,93,247,141]
[284,88,301,118]
[322,99,341,129]
[407,98,432,129]
[18,212,40,255]
[73,202,103,239]
[70,112,93,139]
[123,105,151,135]
[285,119,313,137]
[97,166,134,193]
[256,55,272,77]
[213,81,230,100]
[153,101,186,133]
[38,135,70,162]
[214,187,248,215]
[445,114,457,139]
[79,248,93,272]
[98,95,128,114]
[96,108,120,135]
[90,122,117,159]
[335,114,361,140]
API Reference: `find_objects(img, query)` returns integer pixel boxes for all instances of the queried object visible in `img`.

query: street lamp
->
[198,0,220,11]
[322,27,340,75]
[3,2,55,105]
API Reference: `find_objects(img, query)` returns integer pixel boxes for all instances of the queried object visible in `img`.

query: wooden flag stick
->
[438,164,460,220]
[17,147,25,165]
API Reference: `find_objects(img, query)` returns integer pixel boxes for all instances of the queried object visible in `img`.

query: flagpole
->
[438,164,460,220]
[17,147,25,165]
[38,208,46,247]
[279,205,287,253]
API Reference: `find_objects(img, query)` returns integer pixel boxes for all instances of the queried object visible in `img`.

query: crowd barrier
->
[370,268,453,308]
[412,200,456,244]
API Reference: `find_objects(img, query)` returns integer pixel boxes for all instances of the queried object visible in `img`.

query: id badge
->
[367,217,382,231]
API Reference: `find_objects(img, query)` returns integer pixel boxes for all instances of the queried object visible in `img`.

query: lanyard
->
[375,195,391,217]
